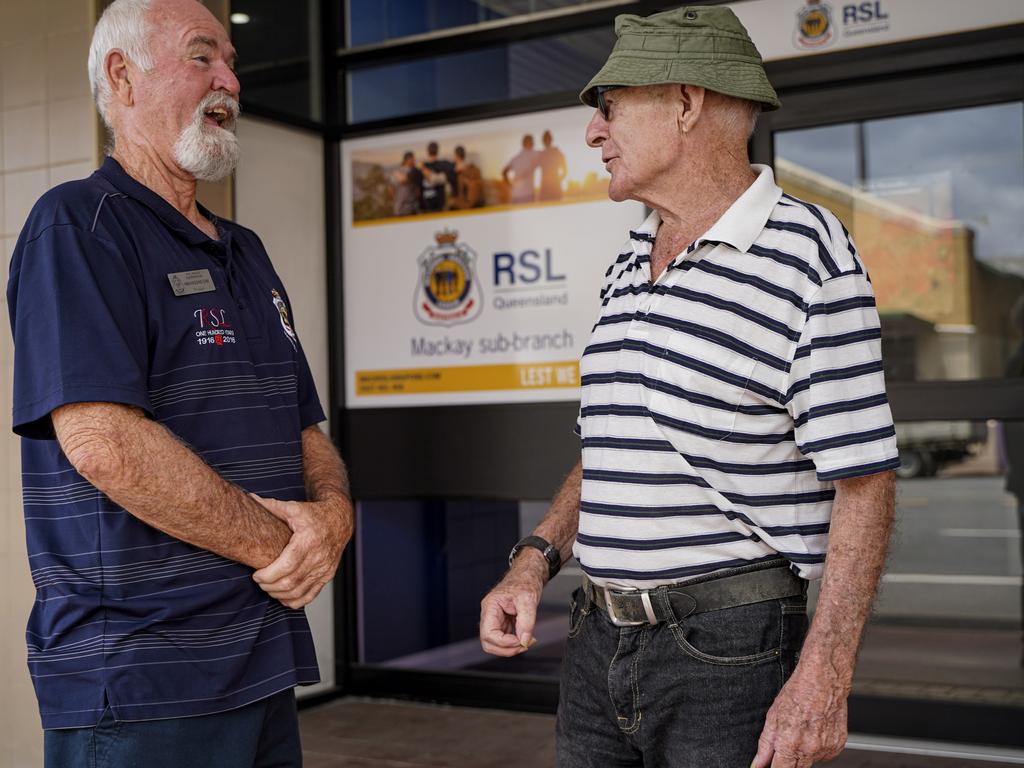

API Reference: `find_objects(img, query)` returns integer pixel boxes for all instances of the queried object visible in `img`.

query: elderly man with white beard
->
[6,1,352,765]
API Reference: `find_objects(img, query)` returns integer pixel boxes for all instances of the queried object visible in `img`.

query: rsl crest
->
[794,0,834,49]
[414,229,483,326]
[270,288,298,350]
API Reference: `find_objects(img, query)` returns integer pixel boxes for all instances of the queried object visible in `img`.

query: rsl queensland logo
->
[794,0,834,49]
[413,229,483,326]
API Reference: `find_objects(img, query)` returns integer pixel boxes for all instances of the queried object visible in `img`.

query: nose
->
[213,61,241,100]
[585,110,607,148]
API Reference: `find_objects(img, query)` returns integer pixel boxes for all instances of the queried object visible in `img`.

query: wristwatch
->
[508,535,561,580]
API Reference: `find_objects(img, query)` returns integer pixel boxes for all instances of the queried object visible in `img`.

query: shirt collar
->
[702,164,782,253]
[628,164,783,255]
[97,156,225,248]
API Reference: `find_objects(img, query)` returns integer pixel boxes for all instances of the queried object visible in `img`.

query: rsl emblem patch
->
[413,229,483,326]
[795,0,834,49]
[271,289,298,350]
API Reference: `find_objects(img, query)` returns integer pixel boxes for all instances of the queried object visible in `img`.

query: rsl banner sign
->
[341,105,644,408]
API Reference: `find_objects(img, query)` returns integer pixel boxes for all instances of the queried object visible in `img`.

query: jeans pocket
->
[668,599,784,666]
[567,587,591,639]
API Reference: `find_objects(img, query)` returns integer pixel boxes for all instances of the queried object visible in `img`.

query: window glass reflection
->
[231,0,319,121]
[347,0,608,47]
[850,421,1023,706]
[355,422,1024,709]
[774,103,1024,382]
[346,28,613,123]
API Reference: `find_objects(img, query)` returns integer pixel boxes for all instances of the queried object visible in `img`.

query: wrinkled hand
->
[479,555,546,656]
[251,493,352,609]
[752,666,848,768]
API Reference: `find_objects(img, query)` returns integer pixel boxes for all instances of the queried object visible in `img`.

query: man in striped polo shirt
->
[8,1,352,765]
[480,7,898,767]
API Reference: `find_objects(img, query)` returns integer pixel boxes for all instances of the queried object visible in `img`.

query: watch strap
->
[509,535,561,579]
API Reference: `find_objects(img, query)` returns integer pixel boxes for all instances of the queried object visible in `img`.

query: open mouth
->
[203,106,232,128]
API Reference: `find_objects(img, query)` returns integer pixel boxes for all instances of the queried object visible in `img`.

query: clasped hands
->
[249,493,353,609]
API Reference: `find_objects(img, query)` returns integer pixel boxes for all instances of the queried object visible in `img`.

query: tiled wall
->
[1,2,98,765]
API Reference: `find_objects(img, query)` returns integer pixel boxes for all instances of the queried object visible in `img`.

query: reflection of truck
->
[895,421,987,479]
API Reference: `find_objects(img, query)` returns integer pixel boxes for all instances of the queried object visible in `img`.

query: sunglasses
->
[596,86,625,120]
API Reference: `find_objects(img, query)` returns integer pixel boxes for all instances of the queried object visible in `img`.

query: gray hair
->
[88,0,154,128]
[710,93,761,141]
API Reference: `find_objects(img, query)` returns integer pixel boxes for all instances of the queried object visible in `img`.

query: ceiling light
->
[230,12,250,24]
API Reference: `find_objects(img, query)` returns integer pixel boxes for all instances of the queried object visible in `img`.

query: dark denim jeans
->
[556,582,808,767]
[44,688,302,768]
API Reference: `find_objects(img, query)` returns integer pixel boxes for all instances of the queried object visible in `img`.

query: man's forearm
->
[799,470,896,686]
[512,459,582,585]
[53,402,290,569]
[300,425,350,503]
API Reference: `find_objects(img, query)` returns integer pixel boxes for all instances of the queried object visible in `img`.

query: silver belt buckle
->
[604,586,651,627]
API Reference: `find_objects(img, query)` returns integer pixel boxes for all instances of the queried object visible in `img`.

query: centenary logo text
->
[414,229,483,327]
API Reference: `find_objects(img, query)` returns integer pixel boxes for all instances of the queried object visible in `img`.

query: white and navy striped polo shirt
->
[575,164,899,588]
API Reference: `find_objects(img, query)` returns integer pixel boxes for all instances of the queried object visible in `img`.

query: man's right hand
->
[479,550,547,656]
[251,493,352,609]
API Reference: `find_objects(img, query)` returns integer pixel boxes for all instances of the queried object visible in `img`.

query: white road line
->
[939,528,1021,538]
[882,573,1022,586]
[846,733,1024,763]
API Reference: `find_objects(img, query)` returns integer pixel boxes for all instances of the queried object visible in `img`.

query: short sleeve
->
[785,270,900,481]
[271,280,325,430]
[7,225,152,439]
[294,338,326,430]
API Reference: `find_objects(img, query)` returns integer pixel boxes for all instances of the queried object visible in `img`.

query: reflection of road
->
[860,475,1020,622]
[540,476,1023,622]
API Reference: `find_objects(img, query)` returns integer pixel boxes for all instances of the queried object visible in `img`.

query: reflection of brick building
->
[776,159,1024,381]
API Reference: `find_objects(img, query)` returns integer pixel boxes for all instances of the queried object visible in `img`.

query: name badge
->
[167,269,216,296]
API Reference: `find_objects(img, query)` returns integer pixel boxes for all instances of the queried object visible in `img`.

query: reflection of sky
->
[775,124,858,189]
[774,102,1024,265]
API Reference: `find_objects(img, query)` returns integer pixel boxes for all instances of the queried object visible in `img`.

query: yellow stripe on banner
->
[355,361,580,396]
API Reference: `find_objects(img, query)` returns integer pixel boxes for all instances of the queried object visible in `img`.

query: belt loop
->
[639,591,658,626]
[582,575,596,611]
[652,587,675,624]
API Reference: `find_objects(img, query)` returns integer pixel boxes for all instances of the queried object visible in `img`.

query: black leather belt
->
[584,559,806,627]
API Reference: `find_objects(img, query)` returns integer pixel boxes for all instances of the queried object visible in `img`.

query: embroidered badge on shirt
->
[194,307,236,347]
[271,289,298,350]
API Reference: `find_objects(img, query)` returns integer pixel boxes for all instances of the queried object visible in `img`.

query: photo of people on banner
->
[351,125,609,223]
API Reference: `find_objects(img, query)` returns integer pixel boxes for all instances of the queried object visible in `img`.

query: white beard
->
[173,93,241,182]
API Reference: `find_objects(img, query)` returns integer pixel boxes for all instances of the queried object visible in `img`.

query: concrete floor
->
[299,699,1022,768]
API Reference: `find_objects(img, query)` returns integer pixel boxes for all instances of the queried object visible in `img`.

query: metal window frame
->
[229,0,1024,743]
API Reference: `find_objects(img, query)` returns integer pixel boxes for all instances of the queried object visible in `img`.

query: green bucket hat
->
[580,5,781,111]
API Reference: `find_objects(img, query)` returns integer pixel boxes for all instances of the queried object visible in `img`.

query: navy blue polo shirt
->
[7,157,325,729]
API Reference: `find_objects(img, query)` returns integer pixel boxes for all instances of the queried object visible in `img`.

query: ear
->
[105,49,134,108]
[678,85,707,135]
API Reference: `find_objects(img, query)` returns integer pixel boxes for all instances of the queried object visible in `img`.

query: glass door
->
[771,101,1024,727]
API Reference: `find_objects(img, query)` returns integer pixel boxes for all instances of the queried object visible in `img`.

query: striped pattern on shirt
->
[9,159,325,729]
[574,165,899,587]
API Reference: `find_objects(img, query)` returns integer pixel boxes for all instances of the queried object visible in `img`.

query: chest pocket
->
[648,341,757,443]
